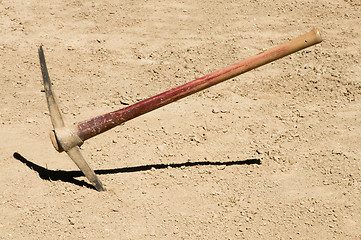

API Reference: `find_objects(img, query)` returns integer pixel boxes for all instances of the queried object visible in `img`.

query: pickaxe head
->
[39,46,106,191]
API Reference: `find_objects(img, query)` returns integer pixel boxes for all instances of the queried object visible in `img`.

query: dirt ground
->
[0,0,360,239]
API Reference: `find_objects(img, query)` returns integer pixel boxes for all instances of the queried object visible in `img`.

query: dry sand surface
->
[1,0,360,239]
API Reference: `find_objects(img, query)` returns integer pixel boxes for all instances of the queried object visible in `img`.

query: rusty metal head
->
[39,46,105,191]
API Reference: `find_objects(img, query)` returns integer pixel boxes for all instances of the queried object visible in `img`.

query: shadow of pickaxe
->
[13,152,260,190]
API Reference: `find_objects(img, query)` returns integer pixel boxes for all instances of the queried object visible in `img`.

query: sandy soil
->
[1,0,360,239]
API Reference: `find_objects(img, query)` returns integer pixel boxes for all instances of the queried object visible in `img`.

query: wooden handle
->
[76,29,322,141]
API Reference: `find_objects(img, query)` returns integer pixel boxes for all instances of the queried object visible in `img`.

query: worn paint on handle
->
[77,29,322,141]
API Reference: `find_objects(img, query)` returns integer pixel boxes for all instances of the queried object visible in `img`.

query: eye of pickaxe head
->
[39,30,322,191]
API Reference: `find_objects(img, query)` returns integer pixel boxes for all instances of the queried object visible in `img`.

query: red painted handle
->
[76,29,322,141]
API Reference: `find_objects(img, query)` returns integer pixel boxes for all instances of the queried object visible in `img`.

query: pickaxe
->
[38,29,322,191]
